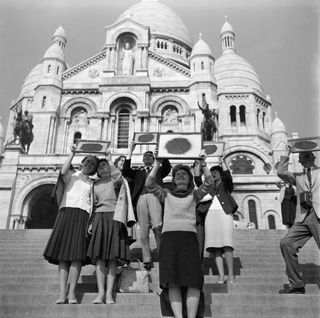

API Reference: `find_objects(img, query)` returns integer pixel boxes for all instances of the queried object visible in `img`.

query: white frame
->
[75,140,110,154]
[133,132,158,145]
[287,136,320,153]
[157,133,203,159]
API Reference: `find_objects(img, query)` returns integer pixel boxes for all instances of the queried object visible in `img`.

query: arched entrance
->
[25,184,58,229]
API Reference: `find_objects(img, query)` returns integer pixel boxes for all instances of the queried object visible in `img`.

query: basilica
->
[0,0,298,230]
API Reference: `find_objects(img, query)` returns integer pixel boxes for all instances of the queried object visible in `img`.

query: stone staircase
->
[0,229,319,318]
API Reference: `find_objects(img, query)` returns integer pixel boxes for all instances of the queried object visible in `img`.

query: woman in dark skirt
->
[43,145,99,304]
[87,154,130,304]
[146,158,214,318]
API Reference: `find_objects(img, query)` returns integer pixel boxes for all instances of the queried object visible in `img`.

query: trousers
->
[280,209,320,288]
[137,193,162,263]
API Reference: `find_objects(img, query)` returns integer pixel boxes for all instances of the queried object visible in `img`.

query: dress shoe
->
[279,287,305,294]
[144,262,152,271]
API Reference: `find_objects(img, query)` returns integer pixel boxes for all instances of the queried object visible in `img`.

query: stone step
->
[1,303,319,318]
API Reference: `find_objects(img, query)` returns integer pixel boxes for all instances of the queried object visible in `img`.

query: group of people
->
[43,146,130,305]
[43,139,319,315]
[43,141,238,318]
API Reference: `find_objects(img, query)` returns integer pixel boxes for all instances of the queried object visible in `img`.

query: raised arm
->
[145,159,167,203]
[194,158,214,202]
[122,141,136,179]
[277,146,296,186]
[61,145,76,183]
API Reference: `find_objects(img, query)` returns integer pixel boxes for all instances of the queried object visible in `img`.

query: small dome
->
[270,113,287,134]
[221,17,234,35]
[20,64,41,97]
[0,116,4,140]
[116,0,192,47]
[43,43,64,60]
[53,25,66,39]
[190,34,213,57]
[214,52,263,95]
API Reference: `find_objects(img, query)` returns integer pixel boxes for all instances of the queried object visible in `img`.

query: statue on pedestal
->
[197,95,217,141]
[12,105,34,153]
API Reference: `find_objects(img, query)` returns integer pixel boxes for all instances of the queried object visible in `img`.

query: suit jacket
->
[122,158,171,209]
[277,155,320,222]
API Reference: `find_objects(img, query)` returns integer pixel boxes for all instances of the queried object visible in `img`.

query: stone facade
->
[0,0,298,230]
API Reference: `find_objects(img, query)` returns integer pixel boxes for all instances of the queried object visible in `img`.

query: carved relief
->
[88,68,100,78]
[16,174,31,187]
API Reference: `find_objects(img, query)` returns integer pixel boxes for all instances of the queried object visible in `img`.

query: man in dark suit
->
[122,142,171,270]
[277,147,320,294]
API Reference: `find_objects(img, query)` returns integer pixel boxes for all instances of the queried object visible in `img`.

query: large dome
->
[116,0,192,47]
[214,52,264,95]
[20,64,41,97]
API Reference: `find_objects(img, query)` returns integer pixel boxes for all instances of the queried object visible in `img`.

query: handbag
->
[117,259,149,293]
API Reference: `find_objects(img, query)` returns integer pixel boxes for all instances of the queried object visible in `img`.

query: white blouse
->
[59,171,92,213]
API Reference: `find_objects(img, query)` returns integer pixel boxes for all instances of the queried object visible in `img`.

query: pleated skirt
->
[87,212,130,264]
[43,207,89,265]
[159,231,203,290]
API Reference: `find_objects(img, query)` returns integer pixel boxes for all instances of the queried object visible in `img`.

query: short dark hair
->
[96,158,110,178]
[143,151,154,158]
[81,155,99,175]
[172,164,194,189]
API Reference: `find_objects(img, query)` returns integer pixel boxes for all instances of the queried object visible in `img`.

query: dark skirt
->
[87,212,130,264]
[159,231,203,290]
[43,207,89,265]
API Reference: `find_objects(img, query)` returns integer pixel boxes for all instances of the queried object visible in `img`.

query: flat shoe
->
[279,287,305,294]
[56,298,67,304]
[106,299,115,304]
[68,299,78,304]
[217,279,227,284]
[93,298,104,304]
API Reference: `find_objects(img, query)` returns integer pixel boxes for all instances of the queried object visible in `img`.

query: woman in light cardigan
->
[146,159,213,318]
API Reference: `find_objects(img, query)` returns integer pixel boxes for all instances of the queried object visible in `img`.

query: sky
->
[0,0,319,139]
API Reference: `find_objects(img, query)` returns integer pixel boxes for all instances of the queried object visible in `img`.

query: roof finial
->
[225,15,228,22]
[199,33,202,40]
[275,111,278,117]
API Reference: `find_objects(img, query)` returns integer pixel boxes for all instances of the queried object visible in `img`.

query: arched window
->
[248,200,258,229]
[262,112,266,129]
[47,65,51,73]
[257,108,260,126]
[239,105,246,125]
[201,61,204,70]
[117,109,130,148]
[230,106,237,126]
[56,66,60,75]
[233,214,239,221]
[41,96,46,108]
[73,132,82,144]
[268,215,276,229]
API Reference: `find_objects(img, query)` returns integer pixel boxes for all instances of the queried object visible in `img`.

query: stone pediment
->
[105,18,149,44]
[62,50,106,82]
[149,50,190,78]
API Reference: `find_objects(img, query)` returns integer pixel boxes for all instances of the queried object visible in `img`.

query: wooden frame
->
[75,140,110,154]
[157,132,203,159]
[287,136,320,153]
[133,132,158,145]
[203,141,225,157]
